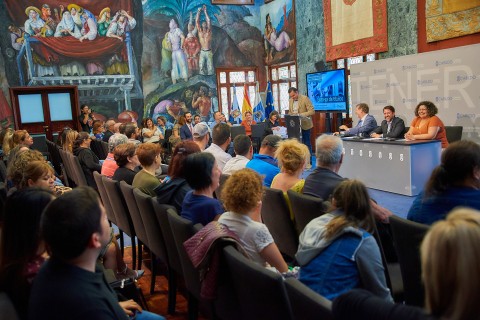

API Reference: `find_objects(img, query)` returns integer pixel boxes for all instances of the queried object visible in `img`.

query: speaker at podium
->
[285,114,301,140]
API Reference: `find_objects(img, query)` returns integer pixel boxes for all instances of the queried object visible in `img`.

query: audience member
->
[142,117,163,143]
[169,116,185,150]
[28,187,164,320]
[339,103,377,137]
[1,128,14,160]
[192,122,210,151]
[181,152,223,225]
[408,140,480,224]
[6,149,45,192]
[92,120,105,140]
[112,143,140,185]
[333,208,480,320]
[297,180,392,301]
[271,139,310,220]
[20,161,71,196]
[193,114,201,125]
[12,129,34,149]
[133,143,162,196]
[204,123,232,171]
[370,105,406,139]
[246,134,281,187]
[223,134,253,175]
[180,112,194,141]
[102,119,116,142]
[155,141,201,212]
[0,188,54,319]
[219,168,288,272]
[124,123,141,146]
[241,111,256,136]
[101,133,128,178]
[73,132,102,188]
[404,100,448,148]
[62,130,79,153]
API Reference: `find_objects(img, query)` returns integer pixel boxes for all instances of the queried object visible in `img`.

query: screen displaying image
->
[18,94,45,123]
[306,69,347,111]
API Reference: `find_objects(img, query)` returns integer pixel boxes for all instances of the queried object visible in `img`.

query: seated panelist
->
[370,105,405,139]
[338,103,377,137]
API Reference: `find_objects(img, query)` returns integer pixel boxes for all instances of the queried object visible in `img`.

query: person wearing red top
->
[241,111,256,136]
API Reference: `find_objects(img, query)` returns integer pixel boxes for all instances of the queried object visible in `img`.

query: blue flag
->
[265,81,275,118]
[229,85,242,124]
[253,82,265,122]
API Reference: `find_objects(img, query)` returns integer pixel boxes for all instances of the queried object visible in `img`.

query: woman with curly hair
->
[141,117,163,143]
[219,168,288,272]
[404,100,448,148]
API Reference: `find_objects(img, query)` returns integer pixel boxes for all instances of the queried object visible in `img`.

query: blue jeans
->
[131,310,165,320]
[302,128,312,156]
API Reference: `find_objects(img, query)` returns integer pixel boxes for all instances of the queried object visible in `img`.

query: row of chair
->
[93,171,333,319]
[58,147,87,187]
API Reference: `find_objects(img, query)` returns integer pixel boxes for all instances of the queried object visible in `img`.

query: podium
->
[285,114,301,140]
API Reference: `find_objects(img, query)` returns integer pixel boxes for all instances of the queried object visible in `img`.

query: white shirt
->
[222,155,250,175]
[218,211,274,267]
[204,143,232,171]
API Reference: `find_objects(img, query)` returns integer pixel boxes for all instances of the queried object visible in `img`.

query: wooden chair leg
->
[167,269,177,314]
[150,252,156,295]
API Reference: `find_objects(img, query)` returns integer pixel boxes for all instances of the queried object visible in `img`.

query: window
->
[216,67,258,119]
[268,62,297,114]
[335,54,376,116]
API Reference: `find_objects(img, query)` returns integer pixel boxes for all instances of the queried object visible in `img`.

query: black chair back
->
[45,139,62,175]
[230,125,246,140]
[445,125,463,143]
[0,161,6,182]
[288,190,327,235]
[251,123,266,153]
[90,139,108,160]
[93,172,116,225]
[223,246,293,320]
[390,215,429,307]
[284,278,333,320]
[261,187,298,261]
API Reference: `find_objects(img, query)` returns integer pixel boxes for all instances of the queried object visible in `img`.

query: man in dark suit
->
[370,105,405,139]
[339,103,377,137]
[102,119,115,142]
[180,111,193,140]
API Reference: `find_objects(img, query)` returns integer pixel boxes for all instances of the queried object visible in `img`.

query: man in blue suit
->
[339,103,377,137]
[180,111,193,140]
[370,105,405,139]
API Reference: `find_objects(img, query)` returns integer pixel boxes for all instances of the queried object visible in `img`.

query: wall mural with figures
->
[0,0,295,130]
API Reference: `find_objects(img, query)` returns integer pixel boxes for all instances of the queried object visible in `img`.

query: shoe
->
[117,267,145,280]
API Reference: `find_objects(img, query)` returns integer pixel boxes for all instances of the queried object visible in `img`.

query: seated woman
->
[112,143,140,185]
[271,139,310,220]
[407,140,480,225]
[333,207,480,320]
[0,188,54,319]
[12,129,34,150]
[132,143,162,196]
[142,117,163,144]
[219,168,288,273]
[240,111,256,136]
[92,120,105,140]
[73,132,102,188]
[62,130,79,154]
[101,133,128,178]
[155,141,201,212]
[6,149,45,192]
[297,180,392,301]
[264,110,280,137]
[181,152,223,225]
[404,101,448,148]
[20,160,71,196]
[169,115,185,151]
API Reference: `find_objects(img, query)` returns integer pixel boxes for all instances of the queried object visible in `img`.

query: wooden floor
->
[123,246,207,320]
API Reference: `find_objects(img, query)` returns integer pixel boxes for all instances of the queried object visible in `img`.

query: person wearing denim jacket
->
[296,180,392,302]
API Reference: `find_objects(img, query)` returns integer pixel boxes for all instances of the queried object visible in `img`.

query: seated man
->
[192,122,210,151]
[29,187,164,320]
[370,105,405,139]
[246,134,281,187]
[339,103,377,137]
[223,134,253,175]
[204,123,232,171]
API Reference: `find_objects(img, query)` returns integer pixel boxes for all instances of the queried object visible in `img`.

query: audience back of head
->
[168,141,201,179]
[233,134,252,157]
[315,134,343,166]
[275,139,310,174]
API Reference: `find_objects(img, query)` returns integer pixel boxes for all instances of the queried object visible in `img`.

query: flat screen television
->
[306,69,347,112]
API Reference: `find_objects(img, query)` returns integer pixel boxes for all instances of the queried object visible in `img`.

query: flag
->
[265,81,275,118]
[241,84,252,117]
[229,85,242,124]
[252,81,265,122]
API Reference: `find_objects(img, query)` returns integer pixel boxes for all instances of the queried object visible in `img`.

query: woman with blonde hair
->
[62,130,79,154]
[12,130,34,149]
[219,168,288,273]
[333,207,480,320]
[169,115,185,150]
[271,139,310,220]
[297,180,391,301]
[19,160,71,196]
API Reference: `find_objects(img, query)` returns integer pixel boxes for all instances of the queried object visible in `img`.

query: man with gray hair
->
[101,133,129,178]
[304,134,392,221]
[303,134,345,200]
[102,119,116,142]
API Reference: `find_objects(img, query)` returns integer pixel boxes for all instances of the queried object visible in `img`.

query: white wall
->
[350,43,480,142]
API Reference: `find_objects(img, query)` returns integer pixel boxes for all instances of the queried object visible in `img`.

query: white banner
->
[350,43,480,142]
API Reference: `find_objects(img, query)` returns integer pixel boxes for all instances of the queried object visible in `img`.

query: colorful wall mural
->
[0,0,288,130]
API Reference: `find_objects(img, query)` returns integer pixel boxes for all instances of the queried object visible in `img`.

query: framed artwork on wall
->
[211,0,254,4]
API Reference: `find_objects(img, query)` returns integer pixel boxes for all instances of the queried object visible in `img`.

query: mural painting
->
[260,0,295,65]
[0,0,286,131]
